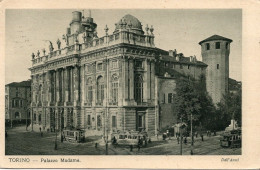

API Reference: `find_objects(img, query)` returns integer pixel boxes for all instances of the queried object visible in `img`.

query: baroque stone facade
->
[29,11,230,135]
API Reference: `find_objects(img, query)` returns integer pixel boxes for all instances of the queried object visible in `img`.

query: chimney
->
[169,50,174,57]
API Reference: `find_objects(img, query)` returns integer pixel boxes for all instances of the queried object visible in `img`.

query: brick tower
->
[199,35,232,105]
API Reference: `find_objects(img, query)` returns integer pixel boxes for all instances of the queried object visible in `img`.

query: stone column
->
[73,65,80,104]
[143,59,148,102]
[146,59,152,101]
[70,67,74,102]
[64,67,69,104]
[150,60,155,100]
[124,57,129,101]
[53,71,56,103]
[56,69,60,104]
[129,58,135,100]
[80,64,85,105]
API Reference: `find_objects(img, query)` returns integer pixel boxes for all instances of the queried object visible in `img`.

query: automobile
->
[63,129,85,143]
[111,130,149,147]
[220,130,241,148]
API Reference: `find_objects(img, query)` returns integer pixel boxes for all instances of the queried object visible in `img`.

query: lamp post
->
[180,116,183,155]
[190,113,193,155]
[54,110,58,150]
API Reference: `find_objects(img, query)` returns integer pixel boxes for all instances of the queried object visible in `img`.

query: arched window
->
[134,74,143,103]
[38,85,42,102]
[86,77,93,103]
[111,74,119,103]
[97,76,104,103]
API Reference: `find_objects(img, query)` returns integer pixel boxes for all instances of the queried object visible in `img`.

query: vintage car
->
[111,131,149,146]
[220,130,241,148]
[63,129,85,143]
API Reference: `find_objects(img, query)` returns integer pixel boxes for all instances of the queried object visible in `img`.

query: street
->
[5,126,241,155]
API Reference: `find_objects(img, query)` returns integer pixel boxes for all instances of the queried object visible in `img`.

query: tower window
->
[215,42,220,49]
[206,43,210,50]
[226,42,229,49]
[217,64,219,69]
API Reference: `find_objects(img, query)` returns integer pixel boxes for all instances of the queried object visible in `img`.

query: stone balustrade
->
[31,29,155,66]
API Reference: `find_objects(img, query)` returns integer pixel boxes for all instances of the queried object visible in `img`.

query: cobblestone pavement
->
[5,126,241,155]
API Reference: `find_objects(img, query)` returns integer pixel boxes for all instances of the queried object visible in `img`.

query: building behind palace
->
[5,80,31,127]
[29,11,232,136]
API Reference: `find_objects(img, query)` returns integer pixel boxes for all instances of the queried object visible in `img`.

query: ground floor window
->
[112,115,117,128]
[97,115,102,127]
[87,115,91,126]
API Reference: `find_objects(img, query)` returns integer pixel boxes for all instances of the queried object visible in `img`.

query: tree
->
[173,78,201,129]
[217,88,242,128]
[173,76,218,131]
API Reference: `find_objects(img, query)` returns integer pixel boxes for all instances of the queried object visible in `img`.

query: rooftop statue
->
[31,53,35,59]
[49,41,54,52]
[37,50,40,57]
[42,48,46,56]
[57,38,61,50]
[62,34,69,46]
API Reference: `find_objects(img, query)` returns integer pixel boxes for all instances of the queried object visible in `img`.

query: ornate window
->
[86,77,93,103]
[97,63,103,71]
[134,74,143,103]
[87,64,93,73]
[111,74,119,103]
[111,60,118,69]
[112,115,117,128]
[38,85,42,102]
[97,115,102,127]
[135,60,143,68]
[87,115,91,126]
[97,76,104,103]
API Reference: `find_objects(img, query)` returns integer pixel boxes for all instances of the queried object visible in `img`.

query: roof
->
[6,80,31,87]
[160,55,207,66]
[199,34,233,45]
[115,14,143,32]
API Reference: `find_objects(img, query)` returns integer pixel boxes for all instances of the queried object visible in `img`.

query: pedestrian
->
[184,137,187,145]
[209,130,211,137]
[177,136,180,144]
[195,132,198,138]
[138,138,141,151]
[130,145,133,152]
[201,134,204,141]
[95,142,98,148]
[214,130,216,136]
[39,127,41,132]
[163,133,167,140]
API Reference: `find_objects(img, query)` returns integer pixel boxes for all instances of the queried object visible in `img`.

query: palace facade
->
[29,11,231,136]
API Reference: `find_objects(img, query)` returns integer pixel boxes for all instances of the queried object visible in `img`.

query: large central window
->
[86,77,93,103]
[134,74,143,103]
[97,76,104,103]
[111,74,118,103]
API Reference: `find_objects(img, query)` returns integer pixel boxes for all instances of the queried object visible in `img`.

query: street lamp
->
[190,113,194,155]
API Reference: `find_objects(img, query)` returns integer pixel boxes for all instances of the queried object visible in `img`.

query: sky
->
[5,9,242,84]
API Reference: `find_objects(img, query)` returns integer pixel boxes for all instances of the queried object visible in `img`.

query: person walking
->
[201,134,204,141]
[184,137,187,145]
